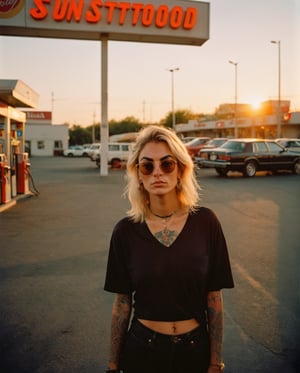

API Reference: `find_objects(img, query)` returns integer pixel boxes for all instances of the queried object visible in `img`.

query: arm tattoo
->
[207,291,224,363]
[108,293,132,369]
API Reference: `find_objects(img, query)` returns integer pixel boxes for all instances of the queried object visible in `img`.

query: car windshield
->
[207,139,227,146]
[220,141,246,151]
[206,140,216,146]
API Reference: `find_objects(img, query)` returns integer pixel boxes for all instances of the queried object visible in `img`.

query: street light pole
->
[92,111,96,143]
[229,60,238,138]
[167,68,180,129]
[270,40,281,138]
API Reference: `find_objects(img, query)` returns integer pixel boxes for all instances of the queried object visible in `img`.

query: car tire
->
[243,160,257,177]
[67,153,74,157]
[292,159,300,175]
[111,158,121,168]
[215,168,228,176]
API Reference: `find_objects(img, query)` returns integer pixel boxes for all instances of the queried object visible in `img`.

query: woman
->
[104,125,234,373]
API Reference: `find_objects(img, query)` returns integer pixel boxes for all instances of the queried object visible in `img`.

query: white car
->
[95,142,133,168]
[64,145,86,157]
[276,138,300,153]
[87,143,101,160]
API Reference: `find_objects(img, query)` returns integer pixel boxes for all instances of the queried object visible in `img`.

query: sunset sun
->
[249,96,263,111]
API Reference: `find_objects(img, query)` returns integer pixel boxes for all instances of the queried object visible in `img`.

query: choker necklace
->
[149,207,176,219]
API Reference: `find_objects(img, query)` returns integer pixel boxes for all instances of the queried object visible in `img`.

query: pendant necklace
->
[149,207,178,247]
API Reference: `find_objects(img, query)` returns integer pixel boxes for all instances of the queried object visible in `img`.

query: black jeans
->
[120,319,210,373]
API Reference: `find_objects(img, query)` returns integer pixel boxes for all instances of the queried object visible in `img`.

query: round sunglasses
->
[137,159,177,175]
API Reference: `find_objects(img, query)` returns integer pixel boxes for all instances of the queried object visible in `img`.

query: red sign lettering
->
[29,0,198,30]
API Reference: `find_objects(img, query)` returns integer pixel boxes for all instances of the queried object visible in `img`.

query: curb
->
[0,192,34,213]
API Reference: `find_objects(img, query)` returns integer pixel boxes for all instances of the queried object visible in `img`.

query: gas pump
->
[0,153,11,204]
[11,140,20,197]
[16,152,30,194]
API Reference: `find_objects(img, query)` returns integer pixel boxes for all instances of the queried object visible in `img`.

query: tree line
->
[68,109,219,145]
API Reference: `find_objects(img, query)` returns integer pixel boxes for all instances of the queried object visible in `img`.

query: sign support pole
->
[100,35,109,176]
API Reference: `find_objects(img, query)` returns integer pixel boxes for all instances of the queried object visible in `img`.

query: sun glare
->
[249,97,263,111]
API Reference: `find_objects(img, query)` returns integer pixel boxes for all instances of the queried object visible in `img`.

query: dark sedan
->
[198,138,300,177]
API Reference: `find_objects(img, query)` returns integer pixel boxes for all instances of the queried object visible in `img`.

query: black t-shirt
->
[104,207,234,321]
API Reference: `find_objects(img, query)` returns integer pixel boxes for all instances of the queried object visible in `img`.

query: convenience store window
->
[37,141,45,149]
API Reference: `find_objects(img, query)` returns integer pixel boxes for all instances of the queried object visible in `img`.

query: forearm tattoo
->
[207,291,224,362]
[109,293,132,367]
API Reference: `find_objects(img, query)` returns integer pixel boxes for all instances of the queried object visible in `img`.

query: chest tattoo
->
[154,228,178,247]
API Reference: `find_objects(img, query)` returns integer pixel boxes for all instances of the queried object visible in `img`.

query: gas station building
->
[23,111,68,157]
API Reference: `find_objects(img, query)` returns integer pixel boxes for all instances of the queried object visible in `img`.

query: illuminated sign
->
[0,0,209,45]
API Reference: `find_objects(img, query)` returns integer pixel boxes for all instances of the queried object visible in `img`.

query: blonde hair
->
[125,125,200,222]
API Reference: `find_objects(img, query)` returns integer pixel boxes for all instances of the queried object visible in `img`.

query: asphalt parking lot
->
[0,156,299,373]
[0,157,129,373]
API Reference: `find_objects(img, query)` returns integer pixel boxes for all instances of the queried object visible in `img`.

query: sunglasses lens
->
[139,162,154,175]
[161,160,176,173]
[138,159,177,175]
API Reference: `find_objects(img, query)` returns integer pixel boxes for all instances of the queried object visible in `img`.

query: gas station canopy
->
[0,80,39,108]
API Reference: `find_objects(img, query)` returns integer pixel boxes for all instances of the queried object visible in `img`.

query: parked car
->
[181,136,197,143]
[63,145,86,157]
[185,137,211,160]
[201,138,228,149]
[87,143,101,160]
[78,144,95,157]
[198,138,300,177]
[95,142,133,168]
[195,138,228,167]
[81,144,93,157]
[275,138,300,153]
